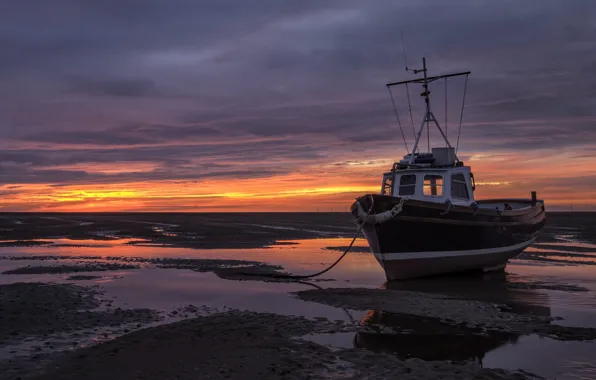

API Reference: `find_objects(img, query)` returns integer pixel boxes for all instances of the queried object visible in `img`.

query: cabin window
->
[451,173,469,199]
[398,175,417,196]
[423,175,443,197]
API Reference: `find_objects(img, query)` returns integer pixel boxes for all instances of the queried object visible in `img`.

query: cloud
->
[67,77,158,97]
[21,124,226,146]
[0,166,91,185]
[0,161,292,185]
[22,130,155,146]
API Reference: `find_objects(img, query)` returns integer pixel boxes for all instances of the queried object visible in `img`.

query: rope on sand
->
[234,198,375,280]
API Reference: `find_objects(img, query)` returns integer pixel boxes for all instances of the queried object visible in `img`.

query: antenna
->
[401,32,415,74]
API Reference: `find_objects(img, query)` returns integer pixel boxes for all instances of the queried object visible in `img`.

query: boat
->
[350,57,546,281]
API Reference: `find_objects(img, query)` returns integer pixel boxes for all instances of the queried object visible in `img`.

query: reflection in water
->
[0,238,385,286]
[354,276,553,366]
[354,310,520,365]
[349,272,565,366]
[383,270,552,318]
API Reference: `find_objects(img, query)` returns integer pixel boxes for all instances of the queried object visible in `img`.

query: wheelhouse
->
[381,166,476,205]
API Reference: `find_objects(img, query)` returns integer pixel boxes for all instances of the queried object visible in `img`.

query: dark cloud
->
[21,124,225,145]
[0,161,291,185]
[22,130,155,146]
[461,118,596,151]
[68,77,158,97]
[0,166,90,185]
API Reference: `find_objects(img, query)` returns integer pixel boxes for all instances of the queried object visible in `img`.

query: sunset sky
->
[1,1,595,212]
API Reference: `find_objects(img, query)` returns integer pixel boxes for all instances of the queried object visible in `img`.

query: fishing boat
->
[351,57,546,281]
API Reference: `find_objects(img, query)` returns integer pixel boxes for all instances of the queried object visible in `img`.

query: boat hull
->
[351,194,546,281]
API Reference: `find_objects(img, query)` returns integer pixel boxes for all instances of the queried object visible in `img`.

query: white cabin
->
[381,166,476,205]
[381,147,476,206]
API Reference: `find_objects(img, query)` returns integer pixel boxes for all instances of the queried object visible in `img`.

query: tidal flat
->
[0,212,595,379]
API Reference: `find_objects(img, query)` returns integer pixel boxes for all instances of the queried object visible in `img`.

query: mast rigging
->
[385,57,470,166]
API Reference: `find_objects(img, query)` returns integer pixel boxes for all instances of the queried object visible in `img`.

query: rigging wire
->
[444,78,448,140]
[427,118,430,152]
[405,83,416,138]
[388,87,410,153]
[401,32,409,72]
[455,74,469,154]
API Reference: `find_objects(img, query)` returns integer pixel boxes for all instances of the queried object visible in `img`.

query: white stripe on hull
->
[372,238,535,261]
[371,239,535,281]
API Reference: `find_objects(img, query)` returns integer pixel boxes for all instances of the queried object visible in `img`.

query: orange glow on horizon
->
[2,149,595,212]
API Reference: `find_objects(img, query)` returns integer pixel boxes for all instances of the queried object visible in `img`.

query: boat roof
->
[384,162,472,175]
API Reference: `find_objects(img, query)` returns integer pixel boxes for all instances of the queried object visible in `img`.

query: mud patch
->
[0,255,288,282]
[0,240,53,247]
[325,246,370,253]
[0,282,159,344]
[2,263,139,275]
[66,275,102,281]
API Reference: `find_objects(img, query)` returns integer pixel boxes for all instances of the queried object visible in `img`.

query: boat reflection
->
[382,270,551,318]
[354,310,520,364]
[354,271,552,365]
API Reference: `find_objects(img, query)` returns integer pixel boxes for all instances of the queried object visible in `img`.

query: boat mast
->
[418,57,430,153]
[386,58,470,166]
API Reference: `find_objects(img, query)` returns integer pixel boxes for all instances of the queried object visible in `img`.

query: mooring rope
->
[235,198,375,280]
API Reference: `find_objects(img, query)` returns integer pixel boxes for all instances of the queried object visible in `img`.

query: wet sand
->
[0,282,160,379]
[25,310,538,380]
[0,212,594,379]
[0,283,159,343]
